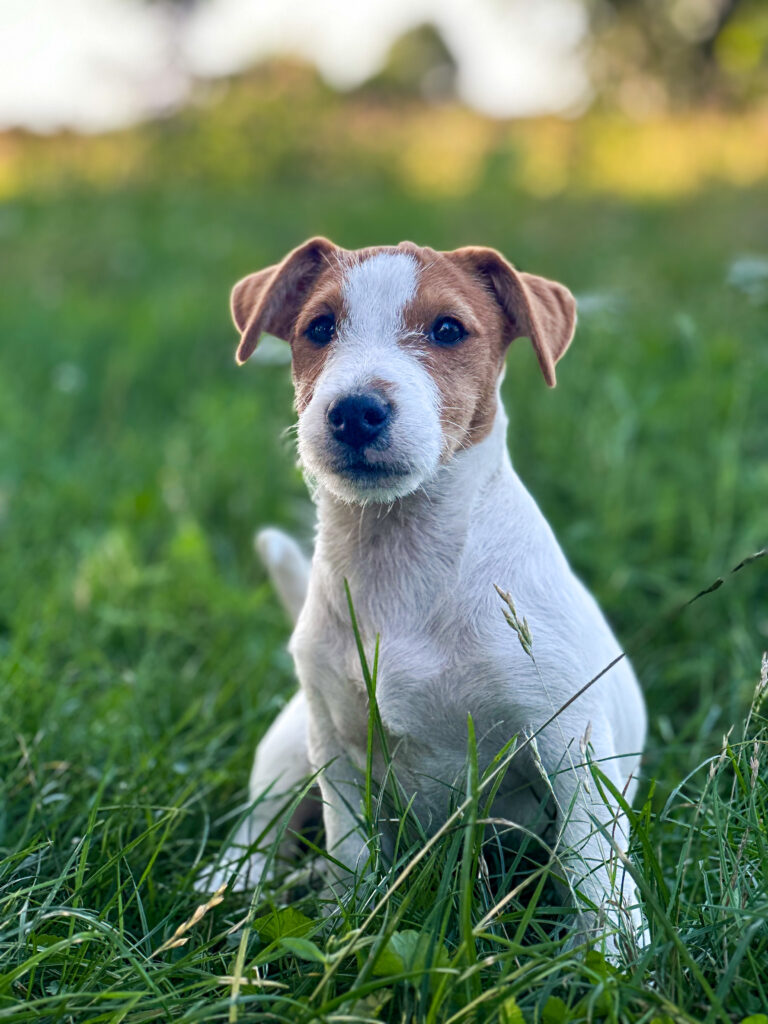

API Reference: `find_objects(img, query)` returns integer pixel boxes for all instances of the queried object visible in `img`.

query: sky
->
[0,0,590,133]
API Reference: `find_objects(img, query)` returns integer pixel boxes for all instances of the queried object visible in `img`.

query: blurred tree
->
[353,24,458,104]
[136,0,208,111]
[587,0,768,111]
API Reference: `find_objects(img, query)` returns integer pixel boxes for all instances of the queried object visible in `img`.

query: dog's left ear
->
[232,236,339,365]
[450,246,576,387]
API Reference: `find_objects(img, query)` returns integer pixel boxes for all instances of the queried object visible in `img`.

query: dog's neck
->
[310,397,529,615]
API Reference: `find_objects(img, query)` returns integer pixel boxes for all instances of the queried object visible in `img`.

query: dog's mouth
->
[328,455,413,486]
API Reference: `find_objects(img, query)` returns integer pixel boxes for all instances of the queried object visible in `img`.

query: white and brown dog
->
[206,237,647,951]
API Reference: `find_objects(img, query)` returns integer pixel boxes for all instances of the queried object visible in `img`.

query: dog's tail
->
[255,528,310,626]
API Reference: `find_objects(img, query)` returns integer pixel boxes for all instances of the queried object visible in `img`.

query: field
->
[1,79,768,1021]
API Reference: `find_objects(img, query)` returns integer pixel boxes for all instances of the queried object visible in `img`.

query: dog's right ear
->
[448,246,576,387]
[232,237,338,365]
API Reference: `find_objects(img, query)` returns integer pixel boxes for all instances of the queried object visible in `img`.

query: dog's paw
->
[194,851,269,896]
[565,903,648,965]
[282,856,324,889]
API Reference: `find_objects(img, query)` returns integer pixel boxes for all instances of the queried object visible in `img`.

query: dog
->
[205,237,647,953]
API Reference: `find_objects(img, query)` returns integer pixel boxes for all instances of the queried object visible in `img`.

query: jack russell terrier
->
[205,237,647,952]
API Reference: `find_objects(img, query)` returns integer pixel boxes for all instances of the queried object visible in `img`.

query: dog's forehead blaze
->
[341,249,419,335]
[289,245,506,443]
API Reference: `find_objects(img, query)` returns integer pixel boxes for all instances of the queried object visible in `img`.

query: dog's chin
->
[311,456,428,505]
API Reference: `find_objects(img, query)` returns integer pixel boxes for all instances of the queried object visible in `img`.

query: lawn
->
[1,97,768,1021]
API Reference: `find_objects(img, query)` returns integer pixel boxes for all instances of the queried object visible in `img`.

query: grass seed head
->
[494,583,534,659]
[152,884,227,956]
[750,741,760,789]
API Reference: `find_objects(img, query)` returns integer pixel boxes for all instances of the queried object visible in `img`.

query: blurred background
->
[1,0,767,803]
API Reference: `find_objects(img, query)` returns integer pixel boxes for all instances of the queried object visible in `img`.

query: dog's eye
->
[429,316,467,346]
[305,314,336,346]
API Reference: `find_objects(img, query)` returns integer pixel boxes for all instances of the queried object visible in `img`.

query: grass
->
[1,97,768,1020]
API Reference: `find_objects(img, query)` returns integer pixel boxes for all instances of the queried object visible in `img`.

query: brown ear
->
[232,236,339,365]
[450,246,577,387]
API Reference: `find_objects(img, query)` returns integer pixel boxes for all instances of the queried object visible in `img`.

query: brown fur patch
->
[399,247,509,456]
[290,269,345,412]
[448,246,577,388]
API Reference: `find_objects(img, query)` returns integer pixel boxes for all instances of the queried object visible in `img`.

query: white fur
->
[205,254,648,956]
[342,251,418,341]
[297,253,443,503]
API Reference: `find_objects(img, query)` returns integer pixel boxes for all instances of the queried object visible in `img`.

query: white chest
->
[292,579,532,757]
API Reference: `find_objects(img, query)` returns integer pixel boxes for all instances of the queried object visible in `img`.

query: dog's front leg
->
[307,708,370,891]
[547,743,639,957]
[317,763,371,888]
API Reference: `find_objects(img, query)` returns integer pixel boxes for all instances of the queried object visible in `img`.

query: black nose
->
[326,392,391,449]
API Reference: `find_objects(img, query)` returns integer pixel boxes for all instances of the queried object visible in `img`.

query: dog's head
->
[232,238,576,504]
